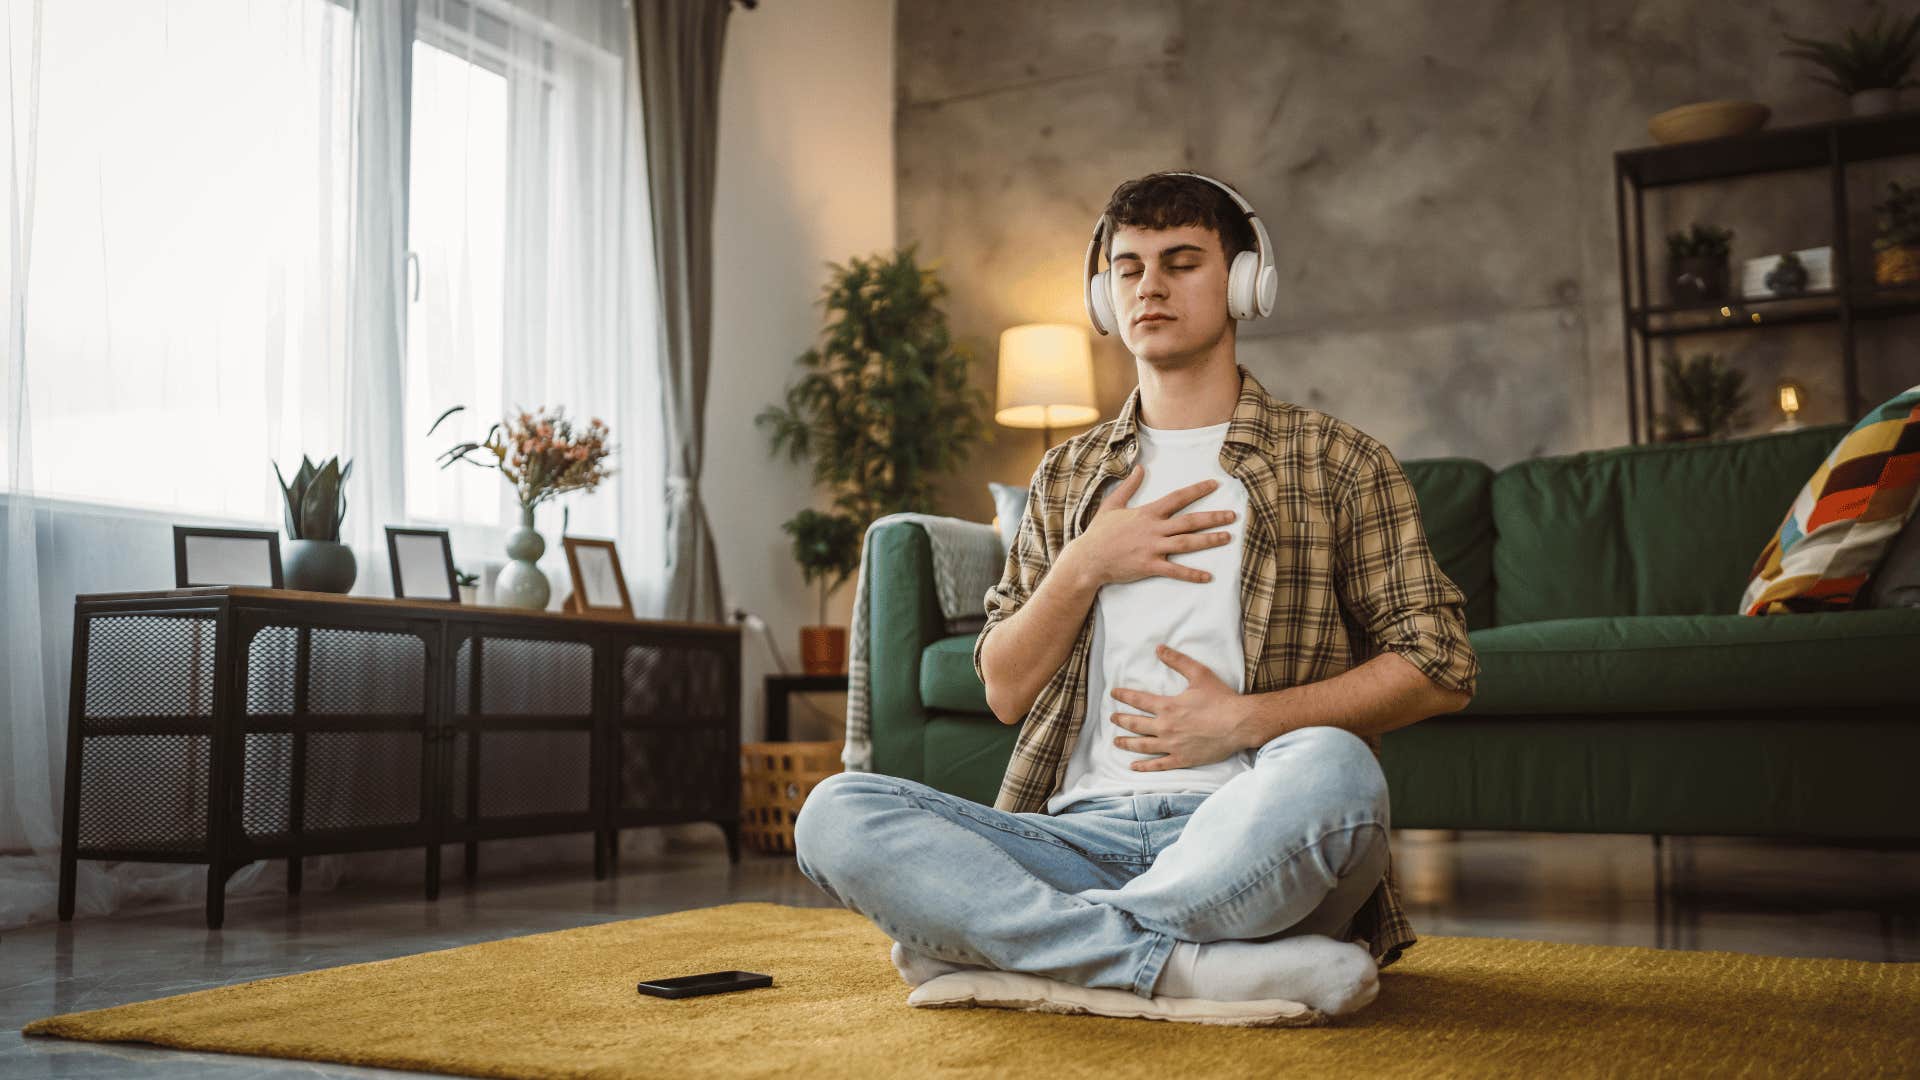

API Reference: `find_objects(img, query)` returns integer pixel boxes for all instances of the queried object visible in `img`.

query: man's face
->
[1107,223,1234,364]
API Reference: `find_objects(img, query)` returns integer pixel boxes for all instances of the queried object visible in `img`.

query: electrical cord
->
[730,606,841,736]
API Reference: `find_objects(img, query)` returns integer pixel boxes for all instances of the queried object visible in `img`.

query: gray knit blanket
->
[841,513,1006,772]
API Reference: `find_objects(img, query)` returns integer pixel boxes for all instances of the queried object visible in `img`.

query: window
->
[403,33,510,526]
[12,0,355,518]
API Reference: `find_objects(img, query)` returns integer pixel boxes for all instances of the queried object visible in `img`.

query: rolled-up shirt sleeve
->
[972,447,1063,688]
[1333,440,1479,697]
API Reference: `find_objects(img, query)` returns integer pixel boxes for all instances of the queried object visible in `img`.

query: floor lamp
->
[995,323,1100,453]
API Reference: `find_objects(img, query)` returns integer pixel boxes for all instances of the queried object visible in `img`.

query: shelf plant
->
[1666,223,1735,306]
[1657,352,1751,441]
[1781,12,1920,115]
[1872,179,1920,286]
[273,455,357,592]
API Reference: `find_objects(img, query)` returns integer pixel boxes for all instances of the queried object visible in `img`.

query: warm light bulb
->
[1778,383,1801,415]
[1720,306,1732,317]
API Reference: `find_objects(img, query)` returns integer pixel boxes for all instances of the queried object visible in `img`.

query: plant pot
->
[1668,255,1730,306]
[494,506,551,610]
[799,625,848,675]
[457,584,479,605]
[283,539,357,593]
[1875,245,1920,287]
[1850,89,1899,117]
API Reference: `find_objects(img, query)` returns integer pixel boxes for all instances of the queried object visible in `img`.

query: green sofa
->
[862,422,1920,841]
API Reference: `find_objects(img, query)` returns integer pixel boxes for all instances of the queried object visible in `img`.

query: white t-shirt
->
[1046,419,1256,815]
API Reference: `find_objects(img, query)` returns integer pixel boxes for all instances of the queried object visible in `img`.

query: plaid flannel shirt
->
[970,363,1479,969]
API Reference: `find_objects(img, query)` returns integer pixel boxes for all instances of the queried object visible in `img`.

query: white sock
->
[890,939,992,988]
[1151,934,1379,1015]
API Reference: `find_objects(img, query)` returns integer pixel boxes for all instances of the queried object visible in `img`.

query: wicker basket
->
[740,740,844,855]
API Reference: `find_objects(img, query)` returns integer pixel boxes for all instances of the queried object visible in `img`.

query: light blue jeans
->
[792,724,1392,998]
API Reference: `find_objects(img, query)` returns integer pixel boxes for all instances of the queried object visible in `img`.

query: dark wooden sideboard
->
[58,587,741,928]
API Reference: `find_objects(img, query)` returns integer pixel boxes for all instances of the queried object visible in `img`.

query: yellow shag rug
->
[23,901,1920,1079]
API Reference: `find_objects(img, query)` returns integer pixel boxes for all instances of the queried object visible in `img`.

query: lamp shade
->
[995,323,1099,430]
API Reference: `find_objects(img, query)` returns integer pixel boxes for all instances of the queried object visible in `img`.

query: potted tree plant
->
[1781,12,1920,116]
[1657,352,1752,442]
[1872,179,1920,287]
[275,455,356,593]
[1667,224,1735,306]
[754,247,992,675]
[781,510,863,673]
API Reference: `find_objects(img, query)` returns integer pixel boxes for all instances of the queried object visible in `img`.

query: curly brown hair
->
[1101,172,1258,266]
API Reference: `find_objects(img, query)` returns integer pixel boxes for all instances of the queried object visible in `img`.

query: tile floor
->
[4,827,1917,1078]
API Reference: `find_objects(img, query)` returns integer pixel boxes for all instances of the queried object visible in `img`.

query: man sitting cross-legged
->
[793,171,1479,1014]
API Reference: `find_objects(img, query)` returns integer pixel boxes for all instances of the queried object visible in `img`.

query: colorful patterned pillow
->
[1740,385,1920,615]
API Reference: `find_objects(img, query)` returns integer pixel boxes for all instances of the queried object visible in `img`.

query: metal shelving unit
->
[1614,108,1920,444]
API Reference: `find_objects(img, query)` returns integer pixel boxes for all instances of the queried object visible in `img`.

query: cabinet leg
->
[58,848,77,921]
[205,862,226,930]
[463,840,478,882]
[594,828,611,880]
[722,820,740,865]
[427,842,442,902]
[288,856,302,896]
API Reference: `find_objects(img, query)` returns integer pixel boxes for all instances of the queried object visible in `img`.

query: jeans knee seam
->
[1168,819,1388,929]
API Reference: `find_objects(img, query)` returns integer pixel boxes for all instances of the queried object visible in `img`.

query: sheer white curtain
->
[0,0,666,929]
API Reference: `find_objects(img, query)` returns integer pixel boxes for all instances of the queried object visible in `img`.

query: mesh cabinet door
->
[616,639,737,823]
[445,631,597,833]
[73,613,220,856]
[237,620,433,854]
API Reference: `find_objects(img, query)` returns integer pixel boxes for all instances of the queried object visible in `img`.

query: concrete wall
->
[897,1,1920,520]
[710,0,894,743]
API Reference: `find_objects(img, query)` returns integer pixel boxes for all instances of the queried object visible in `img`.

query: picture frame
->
[172,525,284,589]
[385,526,460,603]
[562,535,633,618]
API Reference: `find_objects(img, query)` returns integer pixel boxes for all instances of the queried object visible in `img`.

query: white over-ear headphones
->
[1082,172,1278,336]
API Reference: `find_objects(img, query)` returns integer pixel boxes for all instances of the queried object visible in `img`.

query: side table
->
[764,672,848,742]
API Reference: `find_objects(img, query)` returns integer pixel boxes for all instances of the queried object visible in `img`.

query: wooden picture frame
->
[562,536,633,618]
[385,526,460,602]
[172,526,284,589]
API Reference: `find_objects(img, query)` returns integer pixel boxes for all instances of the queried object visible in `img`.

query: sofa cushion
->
[1402,458,1496,631]
[1463,608,1920,714]
[922,633,991,714]
[1490,424,1847,624]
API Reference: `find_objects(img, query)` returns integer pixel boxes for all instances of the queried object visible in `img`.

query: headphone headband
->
[1083,172,1277,335]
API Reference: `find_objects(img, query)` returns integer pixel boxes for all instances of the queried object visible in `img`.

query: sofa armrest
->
[863,520,952,781]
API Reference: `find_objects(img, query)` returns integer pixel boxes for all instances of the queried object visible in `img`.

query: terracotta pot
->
[1874,245,1920,287]
[799,625,848,675]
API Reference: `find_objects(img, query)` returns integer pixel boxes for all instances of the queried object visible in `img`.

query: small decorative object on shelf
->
[1657,352,1751,442]
[1646,100,1771,145]
[562,536,634,618]
[1773,379,1807,432]
[454,568,480,604]
[1667,223,1735,305]
[430,404,615,610]
[1780,11,1920,117]
[1872,180,1920,286]
[274,455,356,593]
[1763,251,1810,297]
[1741,246,1831,299]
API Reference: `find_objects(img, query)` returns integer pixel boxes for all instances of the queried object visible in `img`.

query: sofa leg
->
[1651,834,1666,949]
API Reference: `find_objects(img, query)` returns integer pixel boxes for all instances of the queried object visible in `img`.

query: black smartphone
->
[636,970,773,999]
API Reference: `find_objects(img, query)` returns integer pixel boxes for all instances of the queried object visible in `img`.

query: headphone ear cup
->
[1227,250,1258,321]
[1089,269,1117,335]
